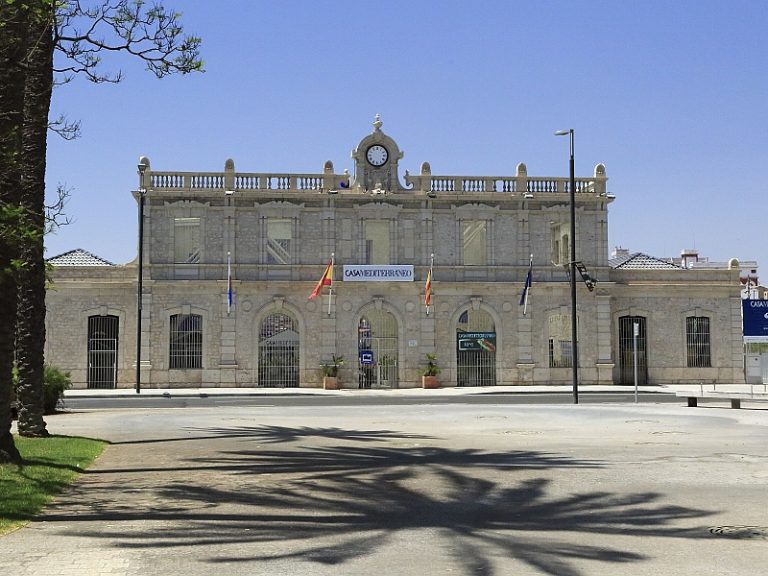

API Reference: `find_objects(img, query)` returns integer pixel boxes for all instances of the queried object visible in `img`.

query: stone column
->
[516,302,535,384]
[595,294,615,384]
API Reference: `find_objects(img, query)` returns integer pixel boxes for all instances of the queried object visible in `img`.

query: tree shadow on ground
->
[110,424,433,445]
[40,424,714,576]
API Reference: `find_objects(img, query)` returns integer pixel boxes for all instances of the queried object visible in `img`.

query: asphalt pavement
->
[5,385,768,576]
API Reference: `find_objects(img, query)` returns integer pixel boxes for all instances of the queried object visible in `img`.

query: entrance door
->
[357,311,398,388]
[456,309,497,386]
[87,315,119,389]
[258,312,300,387]
[618,316,648,385]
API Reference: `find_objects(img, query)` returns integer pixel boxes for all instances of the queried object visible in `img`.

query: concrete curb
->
[63,384,683,399]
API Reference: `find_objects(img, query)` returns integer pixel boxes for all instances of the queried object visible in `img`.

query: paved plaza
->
[4,391,768,575]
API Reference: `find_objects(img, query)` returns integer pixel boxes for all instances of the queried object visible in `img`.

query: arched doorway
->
[258,312,300,387]
[357,310,399,388]
[456,308,497,386]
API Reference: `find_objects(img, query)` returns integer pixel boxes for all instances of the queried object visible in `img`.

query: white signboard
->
[343,265,414,282]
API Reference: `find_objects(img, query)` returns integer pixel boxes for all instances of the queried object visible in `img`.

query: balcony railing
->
[138,158,608,196]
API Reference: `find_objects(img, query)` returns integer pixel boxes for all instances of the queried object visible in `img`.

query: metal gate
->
[618,316,647,385]
[456,309,497,386]
[357,311,399,388]
[258,312,300,387]
[87,315,119,389]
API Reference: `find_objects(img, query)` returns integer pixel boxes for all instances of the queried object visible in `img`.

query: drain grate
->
[709,526,768,540]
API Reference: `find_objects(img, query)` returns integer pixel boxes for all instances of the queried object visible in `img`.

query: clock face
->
[366,144,389,167]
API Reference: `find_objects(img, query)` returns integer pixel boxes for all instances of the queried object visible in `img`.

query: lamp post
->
[555,129,579,404]
[135,161,147,394]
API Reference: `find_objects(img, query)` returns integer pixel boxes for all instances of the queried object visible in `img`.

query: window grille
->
[174,217,201,263]
[686,316,711,368]
[169,313,202,369]
[462,220,487,266]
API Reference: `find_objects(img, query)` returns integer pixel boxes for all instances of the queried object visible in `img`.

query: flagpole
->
[327,252,334,316]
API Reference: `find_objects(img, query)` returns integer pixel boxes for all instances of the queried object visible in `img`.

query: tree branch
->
[53,0,203,85]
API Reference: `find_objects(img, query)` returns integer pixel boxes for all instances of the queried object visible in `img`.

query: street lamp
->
[136,160,148,394]
[555,129,579,404]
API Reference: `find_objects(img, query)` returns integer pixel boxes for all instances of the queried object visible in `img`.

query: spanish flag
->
[308,256,333,300]
[424,268,432,307]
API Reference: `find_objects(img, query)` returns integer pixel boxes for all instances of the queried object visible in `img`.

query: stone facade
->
[45,117,745,389]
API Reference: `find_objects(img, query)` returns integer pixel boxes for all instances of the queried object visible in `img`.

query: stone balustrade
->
[137,157,608,196]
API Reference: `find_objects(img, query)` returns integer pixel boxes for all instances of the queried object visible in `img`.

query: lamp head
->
[554,129,571,136]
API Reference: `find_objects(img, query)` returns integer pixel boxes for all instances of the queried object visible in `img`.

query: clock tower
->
[351,114,405,192]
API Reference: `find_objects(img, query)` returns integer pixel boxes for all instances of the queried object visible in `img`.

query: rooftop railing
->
[137,158,608,196]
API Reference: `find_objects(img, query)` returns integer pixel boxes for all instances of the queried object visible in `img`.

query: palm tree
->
[15,0,54,437]
[0,0,27,462]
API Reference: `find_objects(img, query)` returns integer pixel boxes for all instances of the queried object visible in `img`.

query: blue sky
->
[45,0,768,271]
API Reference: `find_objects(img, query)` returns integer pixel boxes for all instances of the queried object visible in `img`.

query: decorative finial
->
[373,113,383,132]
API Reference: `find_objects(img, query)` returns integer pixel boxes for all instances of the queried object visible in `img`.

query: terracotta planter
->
[422,375,439,389]
[323,376,340,390]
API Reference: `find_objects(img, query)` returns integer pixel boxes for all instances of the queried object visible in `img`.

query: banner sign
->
[742,299,768,340]
[457,332,497,352]
[343,265,414,282]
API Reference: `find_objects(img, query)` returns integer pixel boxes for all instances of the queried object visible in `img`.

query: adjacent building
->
[45,117,746,389]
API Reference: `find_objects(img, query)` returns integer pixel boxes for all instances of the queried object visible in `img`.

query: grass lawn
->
[0,435,106,535]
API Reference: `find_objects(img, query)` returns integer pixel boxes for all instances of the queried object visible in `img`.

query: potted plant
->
[320,354,344,389]
[421,353,440,389]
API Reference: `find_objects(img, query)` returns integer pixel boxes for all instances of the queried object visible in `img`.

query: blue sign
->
[359,350,374,365]
[742,300,768,338]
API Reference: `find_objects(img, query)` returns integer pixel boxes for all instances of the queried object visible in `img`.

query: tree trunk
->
[0,1,28,463]
[16,2,54,437]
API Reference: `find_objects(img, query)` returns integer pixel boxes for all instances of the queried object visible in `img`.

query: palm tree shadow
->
[45,425,715,575]
[111,424,433,445]
[144,469,709,575]
[187,424,435,444]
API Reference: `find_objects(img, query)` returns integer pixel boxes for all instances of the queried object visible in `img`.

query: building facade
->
[45,117,745,389]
